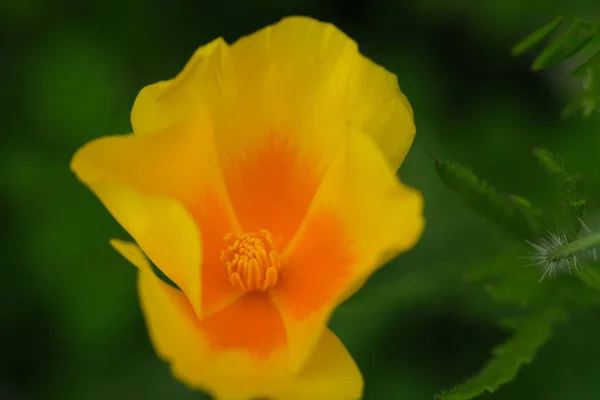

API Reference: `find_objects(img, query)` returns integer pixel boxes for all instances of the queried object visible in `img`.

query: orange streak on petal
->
[200,293,287,359]
[187,194,240,318]
[276,211,355,320]
[222,130,320,249]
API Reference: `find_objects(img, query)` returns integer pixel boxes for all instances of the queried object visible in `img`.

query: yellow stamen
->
[220,229,281,292]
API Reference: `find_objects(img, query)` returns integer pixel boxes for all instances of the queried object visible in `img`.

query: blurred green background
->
[2,0,600,399]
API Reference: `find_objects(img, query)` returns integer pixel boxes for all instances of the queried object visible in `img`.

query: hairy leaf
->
[435,160,541,240]
[533,148,585,231]
[435,306,567,400]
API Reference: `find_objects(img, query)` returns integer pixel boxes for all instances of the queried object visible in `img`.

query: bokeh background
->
[2,0,600,399]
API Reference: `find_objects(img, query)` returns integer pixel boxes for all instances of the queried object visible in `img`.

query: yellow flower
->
[71,16,424,400]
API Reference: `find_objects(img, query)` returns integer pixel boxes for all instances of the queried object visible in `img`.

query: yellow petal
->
[71,117,242,319]
[277,329,363,400]
[226,15,415,169]
[137,255,362,400]
[89,181,203,317]
[137,245,203,362]
[347,56,416,170]
[109,238,151,272]
[71,118,220,204]
[131,38,227,135]
[271,127,424,371]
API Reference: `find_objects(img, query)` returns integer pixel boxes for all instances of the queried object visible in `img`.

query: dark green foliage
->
[514,16,600,117]
[434,160,542,241]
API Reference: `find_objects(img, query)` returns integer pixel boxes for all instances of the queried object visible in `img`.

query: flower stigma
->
[220,229,281,292]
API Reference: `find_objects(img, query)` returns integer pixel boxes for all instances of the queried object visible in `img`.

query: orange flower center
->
[220,229,281,292]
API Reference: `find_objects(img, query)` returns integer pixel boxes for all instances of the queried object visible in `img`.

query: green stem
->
[551,230,600,259]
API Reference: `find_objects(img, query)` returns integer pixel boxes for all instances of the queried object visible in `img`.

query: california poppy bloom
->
[71,16,424,400]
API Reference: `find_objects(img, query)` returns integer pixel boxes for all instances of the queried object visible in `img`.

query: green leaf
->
[435,160,541,240]
[435,306,567,400]
[532,22,595,70]
[512,17,564,56]
[532,148,585,231]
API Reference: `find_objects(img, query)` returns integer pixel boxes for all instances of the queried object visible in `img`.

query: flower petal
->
[218,129,332,251]
[110,238,151,272]
[277,329,363,400]
[348,58,416,170]
[86,181,203,316]
[271,128,424,370]
[220,15,414,172]
[71,118,242,319]
[71,118,217,203]
[137,257,286,398]
[200,293,287,359]
[135,246,361,400]
[135,244,206,364]
[187,195,244,319]
[130,38,227,135]
[347,55,416,170]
